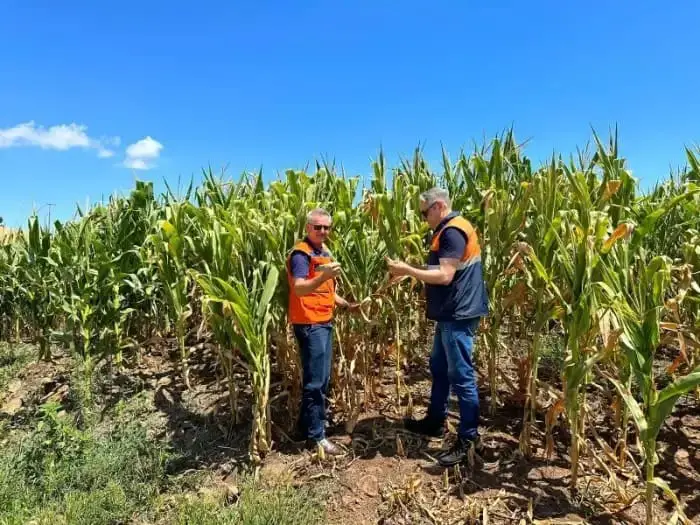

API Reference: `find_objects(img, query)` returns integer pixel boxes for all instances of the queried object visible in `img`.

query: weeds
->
[0,343,32,391]
[165,480,325,525]
[0,390,325,525]
[0,401,168,524]
[538,333,566,382]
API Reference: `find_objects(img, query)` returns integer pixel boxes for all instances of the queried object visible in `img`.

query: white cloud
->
[0,121,119,158]
[98,148,115,158]
[124,158,149,170]
[123,136,163,170]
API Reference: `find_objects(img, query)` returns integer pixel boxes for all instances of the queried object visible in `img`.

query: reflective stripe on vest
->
[286,240,336,324]
[427,256,482,271]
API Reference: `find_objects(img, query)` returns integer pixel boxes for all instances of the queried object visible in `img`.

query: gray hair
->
[306,207,331,223]
[420,187,451,208]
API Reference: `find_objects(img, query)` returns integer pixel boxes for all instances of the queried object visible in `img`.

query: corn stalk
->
[197,264,278,463]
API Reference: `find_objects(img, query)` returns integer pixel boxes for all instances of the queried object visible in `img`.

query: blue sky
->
[1,1,699,228]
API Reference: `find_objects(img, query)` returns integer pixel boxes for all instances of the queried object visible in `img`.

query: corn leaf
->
[256,266,279,320]
[608,375,648,437]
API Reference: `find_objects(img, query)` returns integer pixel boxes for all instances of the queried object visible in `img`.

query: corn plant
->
[197,258,279,463]
[602,251,700,524]
[53,215,102,388]
[548,166,610,488]
[147,194,195,388]
[680,230,700,378]
[463,133,532,413]
[188,208,242,420]
[368,152,431,409]
[329,216,390,428]
[17,216,59,361]
[0,242,22,343]
[517,158,565,456]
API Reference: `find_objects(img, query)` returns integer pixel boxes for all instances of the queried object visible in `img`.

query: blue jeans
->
[293,323,333,441]
[426,319,480,441]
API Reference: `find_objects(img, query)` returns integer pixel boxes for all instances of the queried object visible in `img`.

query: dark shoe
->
[403,415,444,438]
[310,438,343,456]
[437,436,482,467]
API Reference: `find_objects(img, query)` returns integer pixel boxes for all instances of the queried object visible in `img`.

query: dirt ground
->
[1,340,698,525]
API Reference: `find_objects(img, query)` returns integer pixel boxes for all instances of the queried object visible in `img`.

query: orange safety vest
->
[429,215,481,264]
[286,240,336,324]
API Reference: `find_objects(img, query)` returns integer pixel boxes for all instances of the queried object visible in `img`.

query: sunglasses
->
[420,202,437,218]
[312,224,332,231]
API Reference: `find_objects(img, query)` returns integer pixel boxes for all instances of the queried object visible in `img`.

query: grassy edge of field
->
[0,343,327,525]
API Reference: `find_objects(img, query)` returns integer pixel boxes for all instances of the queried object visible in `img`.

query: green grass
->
[0,400,169,525]
[164,481,326,525]
[0,384,326,525]
[539,332,566,381]
[0,342,33,392]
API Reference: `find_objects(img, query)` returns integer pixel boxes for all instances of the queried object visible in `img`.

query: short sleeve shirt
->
[290,252,311,279]
[437,227,467,259]
[289,239,326,279]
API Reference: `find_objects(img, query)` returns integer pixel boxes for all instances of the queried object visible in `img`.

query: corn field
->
[1,130,699,524]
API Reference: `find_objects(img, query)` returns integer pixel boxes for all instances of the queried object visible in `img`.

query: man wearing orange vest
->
[387,187,489,467]
[286,208,358,456]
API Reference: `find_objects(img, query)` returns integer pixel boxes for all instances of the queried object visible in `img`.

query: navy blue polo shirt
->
[435,226,468,260]
[289,238,327,279]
